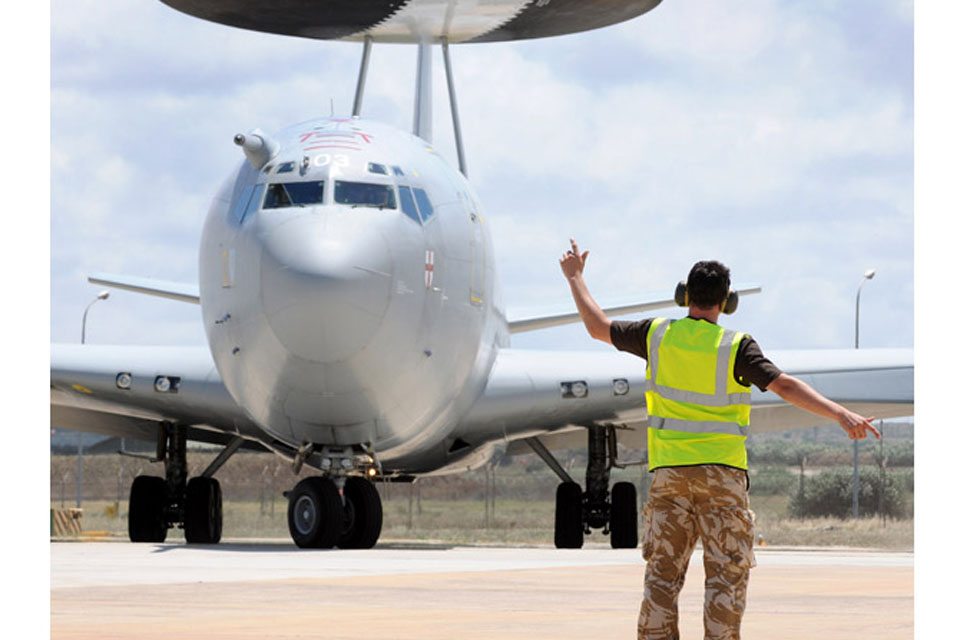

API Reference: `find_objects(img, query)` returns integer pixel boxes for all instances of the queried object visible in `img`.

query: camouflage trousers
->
[637,465,756,640]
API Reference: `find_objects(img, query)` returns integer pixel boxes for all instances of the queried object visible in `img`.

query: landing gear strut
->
[126,422,236,544]
[527,425,640,549]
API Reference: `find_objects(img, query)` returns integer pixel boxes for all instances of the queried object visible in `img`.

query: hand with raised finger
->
[559,238,589,280]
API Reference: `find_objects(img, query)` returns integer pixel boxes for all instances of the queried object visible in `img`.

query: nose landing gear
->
[287,476,344,548]
[339,477,383,549]
[285,475,384,549]
[284,444,384,549]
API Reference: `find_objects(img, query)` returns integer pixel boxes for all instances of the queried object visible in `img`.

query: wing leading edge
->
[506,284,761,333]
[456,346,914,455]
[88,272,200,304]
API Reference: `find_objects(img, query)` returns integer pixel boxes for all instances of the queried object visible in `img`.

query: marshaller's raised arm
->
[559,239,612,344]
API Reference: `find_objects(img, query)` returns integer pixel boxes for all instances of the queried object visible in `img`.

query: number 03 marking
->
[312,154,349,168]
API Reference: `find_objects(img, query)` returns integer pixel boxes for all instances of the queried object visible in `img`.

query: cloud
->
[50,0,913,354]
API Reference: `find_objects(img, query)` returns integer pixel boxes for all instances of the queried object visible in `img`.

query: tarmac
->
[51,540,913,639]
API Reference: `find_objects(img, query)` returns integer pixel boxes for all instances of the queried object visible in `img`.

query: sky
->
[47,0,915,354]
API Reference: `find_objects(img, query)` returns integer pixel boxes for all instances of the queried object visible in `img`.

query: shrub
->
[788,467,909,519]
[875,440,914,467]
[746,441,830,466]
[747,465,795,496]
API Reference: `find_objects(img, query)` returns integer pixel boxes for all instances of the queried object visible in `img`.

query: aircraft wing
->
[50,344,268,450]
[506,284,761,333]
[88,272,200,304]
[457,346,914,456]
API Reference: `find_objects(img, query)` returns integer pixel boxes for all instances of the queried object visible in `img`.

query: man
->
[559,239,879,640]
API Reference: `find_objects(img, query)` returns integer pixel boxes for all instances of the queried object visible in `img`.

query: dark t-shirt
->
[610,317,782,391]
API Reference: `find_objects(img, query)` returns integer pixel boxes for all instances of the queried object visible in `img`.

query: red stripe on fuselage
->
[303,145,362,151]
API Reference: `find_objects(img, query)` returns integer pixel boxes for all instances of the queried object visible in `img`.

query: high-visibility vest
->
[645,317,752,471]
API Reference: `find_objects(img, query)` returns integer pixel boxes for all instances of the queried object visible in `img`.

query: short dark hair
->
[686,260,731,308]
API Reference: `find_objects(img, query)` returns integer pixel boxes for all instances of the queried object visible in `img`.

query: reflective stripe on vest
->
[644,317,752,470]
[648,415,748,436]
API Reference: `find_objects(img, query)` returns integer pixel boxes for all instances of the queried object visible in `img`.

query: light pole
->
[81,290,110,345]
[77,290,110,508]
[852,268,875,519]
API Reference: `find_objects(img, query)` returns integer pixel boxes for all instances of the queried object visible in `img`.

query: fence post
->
[407,483,414,529]
[483,467,490,528]
[491,462,497,523]
[798,455,806,521]
[879,420,886,527]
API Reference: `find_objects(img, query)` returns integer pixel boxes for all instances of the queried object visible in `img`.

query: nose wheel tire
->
[129,475,168,543]
[185,477,223,544]
[610,481,638,549]
[287,476,344,548]
[554,481,584,549]
[338,477,383,549]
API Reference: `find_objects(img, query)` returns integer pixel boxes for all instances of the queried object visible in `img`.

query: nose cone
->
[260,213,393,363]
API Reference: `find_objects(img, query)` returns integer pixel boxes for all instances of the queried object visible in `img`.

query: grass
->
[53,496,914,550]
[748,495,913,550]
[51,452,913,549]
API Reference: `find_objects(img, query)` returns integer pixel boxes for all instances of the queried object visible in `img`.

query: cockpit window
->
[391,166,404,176]
[231,185,254,222]
[276,162,295,174]
[413,188,435,222]
[263,181,324,209]
[231,183,265,223]
[397,186,420,224]
[243,184,264,221]
[367,162,388,175]
[334,181,397,209]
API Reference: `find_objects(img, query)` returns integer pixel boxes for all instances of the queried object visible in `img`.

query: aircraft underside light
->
[153,376,180,393]
[561,381,589,399]
[115,372,132,390]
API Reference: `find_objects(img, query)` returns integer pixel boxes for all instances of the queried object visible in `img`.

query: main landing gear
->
[126,422,242,544]
[526,425,640,549]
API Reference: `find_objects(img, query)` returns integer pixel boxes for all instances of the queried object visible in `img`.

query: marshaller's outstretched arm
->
[767,373,881,440]
[560,239,612,344]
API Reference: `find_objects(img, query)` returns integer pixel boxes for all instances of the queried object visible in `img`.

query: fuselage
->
[198,117,506,471]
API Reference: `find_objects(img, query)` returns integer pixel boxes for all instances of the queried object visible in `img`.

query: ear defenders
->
[674,281,739,315]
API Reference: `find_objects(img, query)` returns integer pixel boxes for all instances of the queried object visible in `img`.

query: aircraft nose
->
[259,213,393,363]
